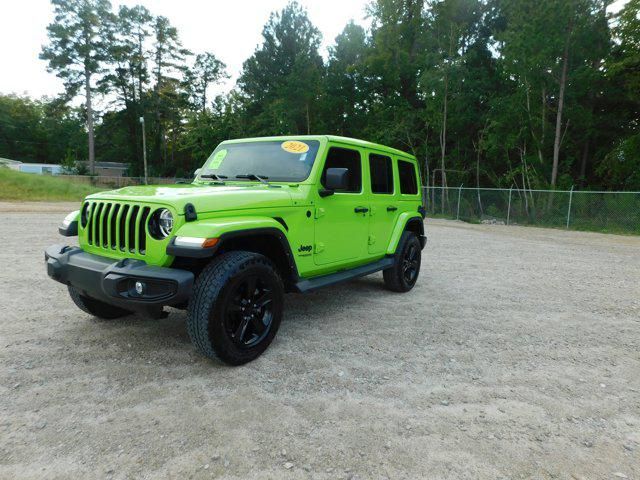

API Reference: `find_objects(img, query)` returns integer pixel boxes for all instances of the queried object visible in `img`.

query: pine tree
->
[41,0,112,175]
[238,1,324,135]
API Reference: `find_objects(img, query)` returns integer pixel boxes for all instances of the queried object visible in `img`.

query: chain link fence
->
[424,186,640,235]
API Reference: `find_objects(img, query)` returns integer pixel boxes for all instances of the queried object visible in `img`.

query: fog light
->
[135,281,145,295]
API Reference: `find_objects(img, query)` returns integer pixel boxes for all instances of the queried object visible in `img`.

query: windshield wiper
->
[235,174,269,184]
[200,172,228,181]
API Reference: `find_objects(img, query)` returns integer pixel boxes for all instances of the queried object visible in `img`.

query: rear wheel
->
[187,251,284,365]
[68,286,132,319]
[383,231,421,292]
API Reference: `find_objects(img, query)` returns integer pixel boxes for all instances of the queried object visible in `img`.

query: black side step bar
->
[294,256,395,293]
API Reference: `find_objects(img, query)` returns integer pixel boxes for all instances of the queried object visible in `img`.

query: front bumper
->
[45,245,194,313]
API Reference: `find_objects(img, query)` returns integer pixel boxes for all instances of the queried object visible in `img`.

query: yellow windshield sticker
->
[281,140,309,154]
[208,149,227,169]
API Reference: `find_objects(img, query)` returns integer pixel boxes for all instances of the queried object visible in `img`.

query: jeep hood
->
[86,183,294,215]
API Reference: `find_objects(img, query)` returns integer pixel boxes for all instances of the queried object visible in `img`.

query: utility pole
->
[139,116,148,185]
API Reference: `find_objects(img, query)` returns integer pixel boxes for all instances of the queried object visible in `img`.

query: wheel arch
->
[386,212,426,255]
[404,217,424,239]
[215,228,299,289]
[168,217,299,289]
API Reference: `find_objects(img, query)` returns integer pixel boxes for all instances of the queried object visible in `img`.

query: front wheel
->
[187,251,284,365]
[383,231,421,292]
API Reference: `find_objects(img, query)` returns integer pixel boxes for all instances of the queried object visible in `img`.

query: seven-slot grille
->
[83,201,151,255]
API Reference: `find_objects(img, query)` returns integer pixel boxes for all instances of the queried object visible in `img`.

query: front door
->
[314,146,369,266]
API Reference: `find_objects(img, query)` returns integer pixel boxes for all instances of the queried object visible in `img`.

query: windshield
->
[197,140,321,182]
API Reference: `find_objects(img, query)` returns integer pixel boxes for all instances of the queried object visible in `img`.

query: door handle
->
[354,207,369,213]
[386,206,398,212]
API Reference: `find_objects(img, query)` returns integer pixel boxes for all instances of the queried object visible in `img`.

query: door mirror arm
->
[319,188,334,198]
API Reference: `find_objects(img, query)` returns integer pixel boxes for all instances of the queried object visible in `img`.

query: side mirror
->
[194,168,202,178]
[320,167,349,197]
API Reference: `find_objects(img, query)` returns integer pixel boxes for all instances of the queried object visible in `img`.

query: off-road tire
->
[68,286,132,319]
[187,251,284,365]
[383,231,421,292]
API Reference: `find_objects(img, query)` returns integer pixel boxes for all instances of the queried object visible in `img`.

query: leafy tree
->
[564,1,611,185]
[40,0,112,174]
[366,0,425,156]
[599,0,640,189]
[151,15,190,168]
[238,1,324,135]
[3,0,634,191]
[324,22,369,137]
[0,94,84,164]
[40,97,87,164]
[493,0,612,189]
[0,94,43,161]
[421,0,486,197]
[183,53,228,112]
[608,0,640,103]
[100,5,155,171]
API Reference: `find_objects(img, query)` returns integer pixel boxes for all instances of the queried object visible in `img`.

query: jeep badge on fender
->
[298,244,312,254]
[45,136,426,365]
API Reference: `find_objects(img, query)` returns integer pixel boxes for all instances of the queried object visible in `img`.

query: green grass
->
[0,168,104,201]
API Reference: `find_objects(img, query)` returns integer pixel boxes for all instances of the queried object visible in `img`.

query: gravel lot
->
[1,202,639,479]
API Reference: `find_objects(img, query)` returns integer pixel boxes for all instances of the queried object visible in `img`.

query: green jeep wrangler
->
[46,136,426,365]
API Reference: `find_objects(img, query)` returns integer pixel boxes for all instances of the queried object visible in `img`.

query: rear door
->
[314,146,369,266]
[367,152,397,254]
[397,158,421,218]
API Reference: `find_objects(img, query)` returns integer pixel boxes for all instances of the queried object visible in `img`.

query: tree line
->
[0,0,638,190]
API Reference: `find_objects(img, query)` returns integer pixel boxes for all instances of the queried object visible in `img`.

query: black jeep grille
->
[83,201,151,255]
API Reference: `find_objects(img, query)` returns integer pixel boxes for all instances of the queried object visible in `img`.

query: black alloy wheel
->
[187,251,284,365]
[224,274,275,348]
[383,231,421,292]
[402,243,420,285]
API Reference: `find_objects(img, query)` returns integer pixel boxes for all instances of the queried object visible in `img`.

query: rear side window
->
[398,160,418,195]
[369,154,393,194]
[321,147,362,193]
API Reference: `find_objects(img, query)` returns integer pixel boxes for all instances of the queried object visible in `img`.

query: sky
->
[0,0,371,99]
[0,0,629,100]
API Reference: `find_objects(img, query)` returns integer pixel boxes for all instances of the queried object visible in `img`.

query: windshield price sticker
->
[208,149,227,169]
[281,141,309,154]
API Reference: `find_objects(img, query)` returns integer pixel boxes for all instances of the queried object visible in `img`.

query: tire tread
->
[383,231,421,293]
[187,251,283,364]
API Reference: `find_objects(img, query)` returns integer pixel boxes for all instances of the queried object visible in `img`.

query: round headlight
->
[159,209,173,237]
[81,203,91,227]
[149,208,174,239]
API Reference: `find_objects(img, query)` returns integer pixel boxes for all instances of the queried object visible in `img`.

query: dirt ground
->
[1,202,639,480]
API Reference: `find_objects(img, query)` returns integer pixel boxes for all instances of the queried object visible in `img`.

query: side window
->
[369,153,393,194]
[321,147,362,193]
[398,160,418,195]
